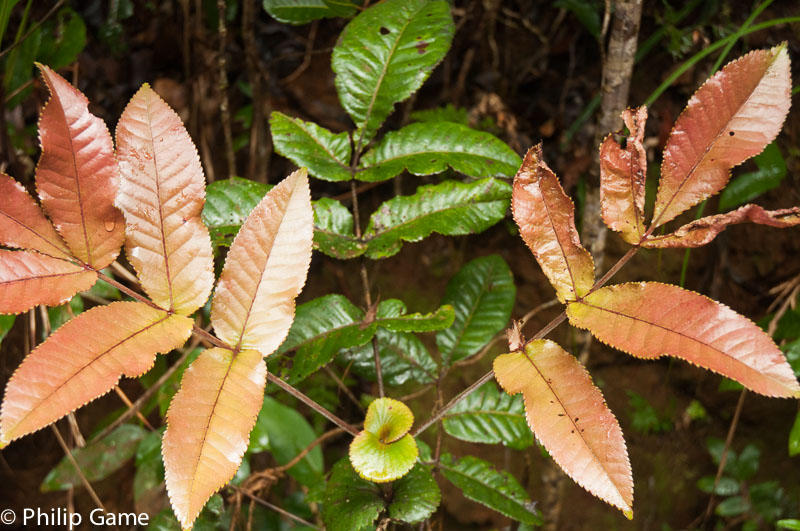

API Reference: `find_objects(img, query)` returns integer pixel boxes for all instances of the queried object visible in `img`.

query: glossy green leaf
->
[41,424,147,491]
[363,397,414,443]
[716,496,749,517]
[697,476,740,496]
[275,294,376,383]
[321,458,384,531]
[270,112,352,182]
[357,122,521,182]
[410,104,469,125]
[332,0,454,145]
[37,8,86,70]
[248,396,323,486]
[389,463,441,524]
[718,142,786,211]
[262,0,357,24]
[778,519,800,530]
[349,431,418,483]
[134,428,165,504]
[364,178,511,259]
[341,328,438,386]
[790,410,800,457]
[202,177,270,246]
[438,454,542,525]
[313,197,367,259]
[375,299,455,332]
[437,254,515,364]
[442,382,533,449]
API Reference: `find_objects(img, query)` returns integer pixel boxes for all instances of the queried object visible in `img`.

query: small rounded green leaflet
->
[349,397,418,482]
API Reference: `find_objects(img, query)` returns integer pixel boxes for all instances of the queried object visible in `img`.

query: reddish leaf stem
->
[267,373,359,436]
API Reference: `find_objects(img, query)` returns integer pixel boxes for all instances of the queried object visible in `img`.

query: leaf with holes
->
[651,44,791,228]
[35,65,124,268]
[566,282,800,397]
[332,0,454,146]
[357,122,521,182]
[211,169,313,354]
[162,348,266,529]
[0,301,192,446]
[116,83,214,314]
[270,112,352,182]
[494,340,633,517]
[513,144,594,302]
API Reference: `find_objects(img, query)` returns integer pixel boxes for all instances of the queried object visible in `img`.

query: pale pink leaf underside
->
[494,340,633,517]
[211,169,313,355]
[512,144,594,302]
[0,173,70,259]
[566,282,800,397]
[35,65,125,268]
[163,348,265,529]
[599,106,647,241]
[0,301,192,446]
[642,204,800,248]
[0,249,96,314]
[116,84,214,315]
[653,44,791,228]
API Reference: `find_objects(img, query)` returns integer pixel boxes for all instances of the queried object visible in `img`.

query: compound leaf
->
[313,197,367,259]
[442,382,533,449]
[0,301,192,446]
[116,84,214,315]
[321,458,384,531]
[437,255,515,365]
[211,169,313,355]
[364,178,510,259]
[438,453,542,525]
[566,282,800,397]
[0,249,96,314]
[332,0,454,146]
[202,177,270,247]
[513,144,594,302]
[357,122,520,182]
[163,348,266,530]
[270,112,352,182]
[35,65,124,268]
[494,340,633,517]
[652,44,791,228]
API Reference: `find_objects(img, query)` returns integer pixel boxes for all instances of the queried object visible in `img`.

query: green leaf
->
[275,294,376,383]
[729,444,759,481]
[349,431,418,483]
[37,8,86,70]
[389,463,441,524]
[0,314,15,346]
[313,197,367,259]
[332,0,455,145]
[410,104,469,125]
[134,428,165,504]
[374,299,455,332]
[442,382,533,449]
[270,112,352,182]
[341,328,438,386]
[262,0,357,24]
[248,396,323,486]
[363,397,414,443]
[750,481,784,522]
[778,519,800,530]
[202,177,271,246]
[438,454,542,525]
[47,294,83,335]
[41,424,147,491]
[0,0,20,45]
[790,410,800,457]
[321,458,384,531]
[781,338,800,377]
[715,496,749,517]
[554,0,601,38]
[357,122,521,182]
[436,254,515,364]
[718,142,786,211]
[364,178,511,259]
[697,476,740,496]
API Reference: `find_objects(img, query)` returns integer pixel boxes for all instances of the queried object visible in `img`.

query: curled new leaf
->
[349,398,418,483]
[599,107,647,242]
[494,340,633,517]
[163,348,266,530]
[641,204,800,248]
[116,84,214,315]
[211,169,313,355]
[35,65,125,268]
[0,301,193,446]
[512,144,594,302]
[566,282,800,398]
[652,44,791,228]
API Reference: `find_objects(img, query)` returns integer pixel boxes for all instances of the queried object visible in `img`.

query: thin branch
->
[0,0,66,60]
[229,485,319,529]
[113,386,154,431]
[275,428,345,473]
[217,0,236,179]
[323,366,364,412]
[267,373,359,436]
[50,425,106,511]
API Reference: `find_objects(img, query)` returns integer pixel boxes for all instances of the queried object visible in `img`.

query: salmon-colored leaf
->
[493,340,633,517]
[0,250,96,314]
[35,65,124,268]
[642,204,800,248]
[211,169,313,355]
[0,173,70,259]
[512,144,594,302]
[116,84,214,315]
[599,107,647,242]
[0,301,192,446]
[566,283,800,397]
[163,348,265,529]
[653,44,791,228]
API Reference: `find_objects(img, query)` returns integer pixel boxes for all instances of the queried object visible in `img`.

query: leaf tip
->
[623,508,633,520]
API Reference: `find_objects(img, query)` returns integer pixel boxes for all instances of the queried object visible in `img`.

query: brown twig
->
[229,485,319,528]
[281,21,318,85]
[323,365,365,411]
[113,386,154,431]
[217,0,236,180]
[50,425,106,511]
[274,428,345,473]
[242,0,271,182]
[0,0,66,60]
[267,373,359,436]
